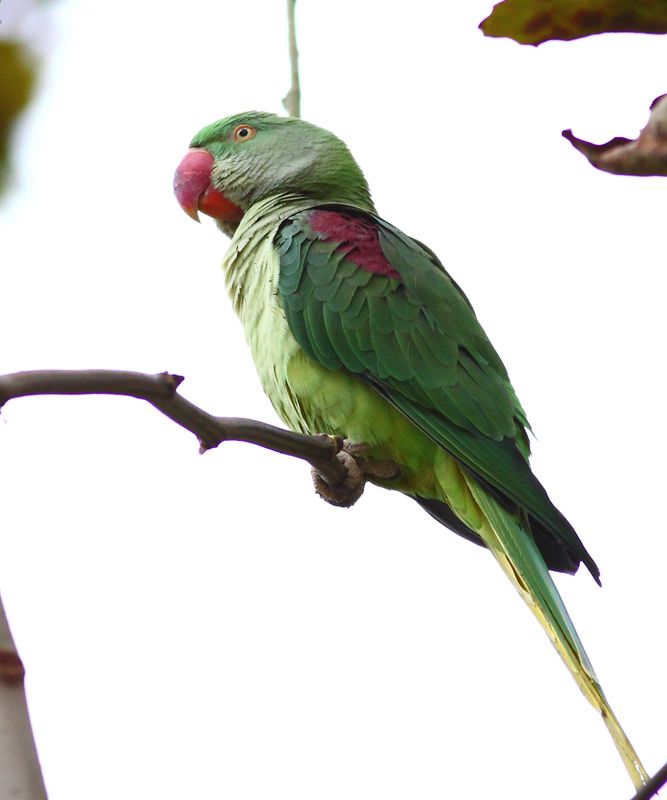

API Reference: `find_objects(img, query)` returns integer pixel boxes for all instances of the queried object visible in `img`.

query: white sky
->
[1,1,666,798]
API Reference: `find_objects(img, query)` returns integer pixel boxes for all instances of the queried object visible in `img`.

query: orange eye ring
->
[232,124,257,142]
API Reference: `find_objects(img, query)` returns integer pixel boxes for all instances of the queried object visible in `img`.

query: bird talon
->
[311,440,401,507]
[311,449,365,508]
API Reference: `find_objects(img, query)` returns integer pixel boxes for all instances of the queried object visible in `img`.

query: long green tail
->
[464,477,648,789]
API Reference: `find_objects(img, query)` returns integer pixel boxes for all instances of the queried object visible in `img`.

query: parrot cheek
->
[198,185,244,222]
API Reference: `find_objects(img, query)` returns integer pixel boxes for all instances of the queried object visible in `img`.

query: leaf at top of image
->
[480,0,667,45]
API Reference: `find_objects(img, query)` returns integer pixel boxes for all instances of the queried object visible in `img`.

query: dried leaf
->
[480,0,667,46]
[562,95,667,176]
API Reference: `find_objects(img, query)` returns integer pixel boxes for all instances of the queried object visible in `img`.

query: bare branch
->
[282,0,301,118]
[630,761,667,800]
[0,592,48,800]
[0,368,403,799]
[0,369,351,486]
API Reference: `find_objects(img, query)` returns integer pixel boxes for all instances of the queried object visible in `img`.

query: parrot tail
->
[463,476,649,789]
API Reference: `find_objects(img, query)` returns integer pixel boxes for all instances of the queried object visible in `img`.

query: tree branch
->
[0,368,401,797]
[3,368,662,796]
[0,592,48,800]
[0,369,349,486]
[630,761,667,800]
[282,0,301,118]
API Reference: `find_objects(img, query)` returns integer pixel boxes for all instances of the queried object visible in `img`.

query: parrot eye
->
[233,125,257,142]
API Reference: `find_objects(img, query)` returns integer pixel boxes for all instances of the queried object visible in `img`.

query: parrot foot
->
[311,440,401,508]
[312,448,365,507]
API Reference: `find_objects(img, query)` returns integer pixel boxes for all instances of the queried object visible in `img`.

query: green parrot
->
[174,111,647,788]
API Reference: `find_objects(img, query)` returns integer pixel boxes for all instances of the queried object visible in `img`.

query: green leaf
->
[480,0,667,45]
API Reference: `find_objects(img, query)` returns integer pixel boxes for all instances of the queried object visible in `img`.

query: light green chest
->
[221,199,390,439]
[219,197,445,498]
[221,198,311,430]
[224,237,298,417]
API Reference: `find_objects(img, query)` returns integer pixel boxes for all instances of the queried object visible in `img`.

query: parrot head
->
[174,111,373,234]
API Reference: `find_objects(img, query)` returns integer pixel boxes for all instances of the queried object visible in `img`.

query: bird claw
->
[312,449,365,507]
[311,439,401,508]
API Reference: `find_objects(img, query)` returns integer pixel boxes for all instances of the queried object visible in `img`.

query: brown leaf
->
[480,0,667,45]
[562,95,667,176]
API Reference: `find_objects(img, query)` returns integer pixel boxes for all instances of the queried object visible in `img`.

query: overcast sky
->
[1,1,666,798]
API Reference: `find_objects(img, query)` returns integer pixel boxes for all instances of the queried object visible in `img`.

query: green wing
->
[275,205,598,581]
[274,206,654,786]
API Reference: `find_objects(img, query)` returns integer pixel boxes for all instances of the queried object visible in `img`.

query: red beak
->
[173,149,244,223]
[173,149,213,222]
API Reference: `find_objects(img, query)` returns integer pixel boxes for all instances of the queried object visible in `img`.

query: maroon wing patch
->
[309,210,401,280]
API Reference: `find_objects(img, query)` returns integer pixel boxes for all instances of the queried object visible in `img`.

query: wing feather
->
[275,205,598,580]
